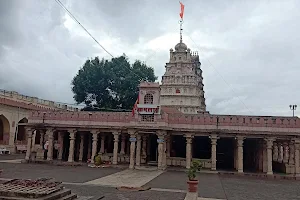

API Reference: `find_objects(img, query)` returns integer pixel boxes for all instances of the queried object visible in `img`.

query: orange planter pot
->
[187,180,199,192]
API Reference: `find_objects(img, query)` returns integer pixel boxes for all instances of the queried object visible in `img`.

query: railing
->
[168,114,300,128]
[0,89,79,111]
[28,110,300,129]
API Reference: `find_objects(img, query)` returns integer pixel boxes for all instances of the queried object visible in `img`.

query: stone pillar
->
[25,128,33,161]
[162,137,167,168]
[135,134,142,166]
[157,131,166,170]
[289,141,295,165]
[294,139,300,175]
[265,138,274,175]
[91,131,99,164]
[40,131,45,146]
[185,134,193,169]
[79,134,84,161]
[278,142,283,163]
[283,142,289,164]
[237,137,244,173]
[31,130,37,152]
[273,142,278,162]
[47,129,54,161]
[210,135,218,171]
[68,130,76,162]
[157,139,164,169]
[100,134,105,154]
[58,132,64,160]
[142,135,147,157]
[113,131,120,165]
[129,132,136,169]
[120,134,126,154]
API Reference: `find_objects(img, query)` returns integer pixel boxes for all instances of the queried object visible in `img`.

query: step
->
[77,196,105,200]
[59,193,77,200]
[0,196,28,200]
[42,189,72,200]
[147,161,158,166]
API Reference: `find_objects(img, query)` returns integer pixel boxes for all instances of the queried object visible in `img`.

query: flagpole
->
[179,19,183,43]
[179,1,184,43]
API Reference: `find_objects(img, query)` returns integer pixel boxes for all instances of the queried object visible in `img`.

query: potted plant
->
[94,154,102,167]
[187,160,202,192]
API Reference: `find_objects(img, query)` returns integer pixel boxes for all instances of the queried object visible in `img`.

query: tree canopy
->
[71,55,157,110]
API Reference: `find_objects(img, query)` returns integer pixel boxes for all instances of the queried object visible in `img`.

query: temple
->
[1,32,300,176]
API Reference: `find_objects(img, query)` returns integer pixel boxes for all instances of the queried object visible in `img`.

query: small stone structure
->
[0,178,77,199]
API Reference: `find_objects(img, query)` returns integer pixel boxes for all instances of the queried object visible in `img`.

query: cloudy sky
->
[0,0,299,117]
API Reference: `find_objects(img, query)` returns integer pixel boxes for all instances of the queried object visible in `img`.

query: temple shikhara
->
[1,18,300,177]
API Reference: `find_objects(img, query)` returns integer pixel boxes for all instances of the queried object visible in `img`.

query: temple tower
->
[160,35,206,113]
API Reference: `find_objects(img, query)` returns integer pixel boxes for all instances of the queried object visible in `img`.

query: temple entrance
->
[244,138,261,172]
[217,137,235,170]
[16,118,28,142]
[62,132,70,161]
[0,115,10,144]
[193,136,211,159]
[82,132,91,162]
[171,135,185,158]
[147,134,158,164]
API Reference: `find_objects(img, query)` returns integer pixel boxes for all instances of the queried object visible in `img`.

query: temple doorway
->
[16,118,28,142]
[0,115,10,144]
[193,136,211,159]
[171,135,185,158]
[147,134,158,164]
[217,137,235,170]
[62,132,70,161]
[243,138,261,172]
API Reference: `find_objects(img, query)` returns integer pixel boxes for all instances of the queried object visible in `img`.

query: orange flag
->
[132,93,140,116]
[179,2,185,19]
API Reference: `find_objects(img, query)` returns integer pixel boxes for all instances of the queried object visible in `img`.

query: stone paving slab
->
[65,184,186,200]
[145,171,226,199]
[0,163,121,183]
[219,175,300,200]
[85,169,164,187]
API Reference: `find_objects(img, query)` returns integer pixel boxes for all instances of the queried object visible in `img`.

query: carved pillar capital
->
[210,134,219,145]
[25,127,33,137]
[236,136,245,147]
[185,134,194,144]
[157,130,167,139]
[128,129,137,137]
[113,131,121,140]
[68,129,77,140]
[264,138,275,149]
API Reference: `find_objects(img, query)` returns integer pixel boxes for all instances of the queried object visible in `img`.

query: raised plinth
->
[0,178,77,200]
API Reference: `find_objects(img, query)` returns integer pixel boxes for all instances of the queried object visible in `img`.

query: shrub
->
[94,154,102,166]
[187,160,202,180]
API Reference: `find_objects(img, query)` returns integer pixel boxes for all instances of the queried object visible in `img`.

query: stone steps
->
[42,188,73,200]
[0,188,77,200]
[59,193,77,200]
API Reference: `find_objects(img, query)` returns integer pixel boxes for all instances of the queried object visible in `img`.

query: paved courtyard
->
[0,156,300,199]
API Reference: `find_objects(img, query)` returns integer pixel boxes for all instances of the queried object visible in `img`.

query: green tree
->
[71,55,157,110]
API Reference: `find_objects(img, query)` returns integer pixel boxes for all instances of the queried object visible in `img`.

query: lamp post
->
[289,105,297,117]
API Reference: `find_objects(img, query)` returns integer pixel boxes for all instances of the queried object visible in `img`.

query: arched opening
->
[16,118,28,142]
[144,93,154,104]
[0,115,10,144]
